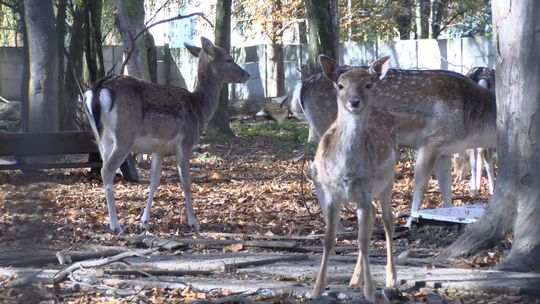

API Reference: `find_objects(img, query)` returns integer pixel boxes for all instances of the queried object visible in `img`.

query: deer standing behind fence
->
[311,55,398,302]
[291,64,496,227]
[452,67,496,196]
[83,37,250,234]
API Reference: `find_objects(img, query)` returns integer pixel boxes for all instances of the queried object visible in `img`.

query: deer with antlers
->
[83,37,250,233]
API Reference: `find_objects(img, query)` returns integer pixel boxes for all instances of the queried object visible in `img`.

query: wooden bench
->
[0,131,139,182]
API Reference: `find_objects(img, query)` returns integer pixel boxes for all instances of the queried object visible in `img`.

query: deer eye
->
[337,83,344,90]
[365,83,372,90]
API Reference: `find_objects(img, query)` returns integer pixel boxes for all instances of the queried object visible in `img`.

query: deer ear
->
[369,55,390,80]
[200,37,216,57]
[184,43,201,58]
[319,55,340,83]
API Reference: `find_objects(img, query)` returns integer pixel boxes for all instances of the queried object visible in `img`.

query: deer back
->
[300,67,496,151]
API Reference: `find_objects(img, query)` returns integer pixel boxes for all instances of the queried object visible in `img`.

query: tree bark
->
[63,0,87,130]
[304,0,338,75]
[56,0,67,130]
[417,0,430,39]
[24,0,59,132]
[271,0,285,97]
[85,0,105,82]
[431,0,449,39]
[207,0,235,137]
[396,0,414,40]
[115,0,150,81]
[144,31,158,83]
[444,0,540,272]
[17,2,29,131]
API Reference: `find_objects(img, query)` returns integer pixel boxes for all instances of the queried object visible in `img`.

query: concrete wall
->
[0,36,495,101]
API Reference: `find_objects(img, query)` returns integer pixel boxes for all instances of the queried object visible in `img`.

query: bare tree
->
[443,0,540,271]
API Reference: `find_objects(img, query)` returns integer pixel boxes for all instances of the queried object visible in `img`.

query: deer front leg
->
[354,195,375,302]
[434,154,453,208]
[379,183,397,287]
[407,147,437,227]
[176,148,200,231]
[140,153,164,230]
[312,199,339,298]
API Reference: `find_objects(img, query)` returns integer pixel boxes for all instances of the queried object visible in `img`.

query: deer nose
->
[349,99,361,108]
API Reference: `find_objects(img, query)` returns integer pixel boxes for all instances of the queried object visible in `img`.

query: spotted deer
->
[292,64,496,226]
[83,37,250,233]
[453,67,496,196]
[311,55,397,302]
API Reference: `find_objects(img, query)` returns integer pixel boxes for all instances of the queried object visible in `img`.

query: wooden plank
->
[0,131,98,156]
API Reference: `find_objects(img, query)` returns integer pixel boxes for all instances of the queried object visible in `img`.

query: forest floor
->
[0,119,537,303]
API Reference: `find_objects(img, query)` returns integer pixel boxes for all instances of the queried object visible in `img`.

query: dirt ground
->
[0,120,535,303]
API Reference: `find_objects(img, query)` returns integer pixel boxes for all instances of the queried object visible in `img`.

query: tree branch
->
[114,12,212,77]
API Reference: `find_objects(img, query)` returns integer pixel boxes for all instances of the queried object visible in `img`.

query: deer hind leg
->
[408,147,438,227]
[469,149,481,196]
[140,152,164,230]
[100,138,132,234]
[483,148,496,195]
[176,147,199,231]
[312,198,339,298]
[434,154,453,208]
[352,196,375,302]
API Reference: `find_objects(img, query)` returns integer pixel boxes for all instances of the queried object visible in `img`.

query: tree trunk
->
[85,0,105,82]
[144,31,158,83]
[396,0,414,40]
[271,0,285,97]
[431,0,449,39]
[63,0,87,130]
[330,0,339,55]
[24,0,59,132]
[417,0,430,39]
[444,0,540,272]
[115,0,150,81]
[56,0,67,130]
[18,2,29,131]
[304,0,338,75]
[207,0,234,137]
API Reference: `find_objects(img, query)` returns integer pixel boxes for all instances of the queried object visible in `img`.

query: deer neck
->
[194,56,223,124]
[335,106,370,149]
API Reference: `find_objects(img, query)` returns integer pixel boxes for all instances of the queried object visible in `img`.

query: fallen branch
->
[124,235,299,250]
[105,268,214,277]
[0,250,127,268]
[53,247,159,284]
[190,295,264,304]
[221,254,309,271]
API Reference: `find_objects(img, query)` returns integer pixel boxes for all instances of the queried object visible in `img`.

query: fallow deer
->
[311,55,397,302]
[291,64,496,227]
[83,37,250,233]
[463,67,496,196]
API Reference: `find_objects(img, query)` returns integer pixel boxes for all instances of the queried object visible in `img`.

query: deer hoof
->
[110,225,124,235]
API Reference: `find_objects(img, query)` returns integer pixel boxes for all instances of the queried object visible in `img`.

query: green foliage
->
[0,120,18,132]
[231,120,309,153]
[338,0,492,41]
[0,1,22,46]
[447,0,492,37]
